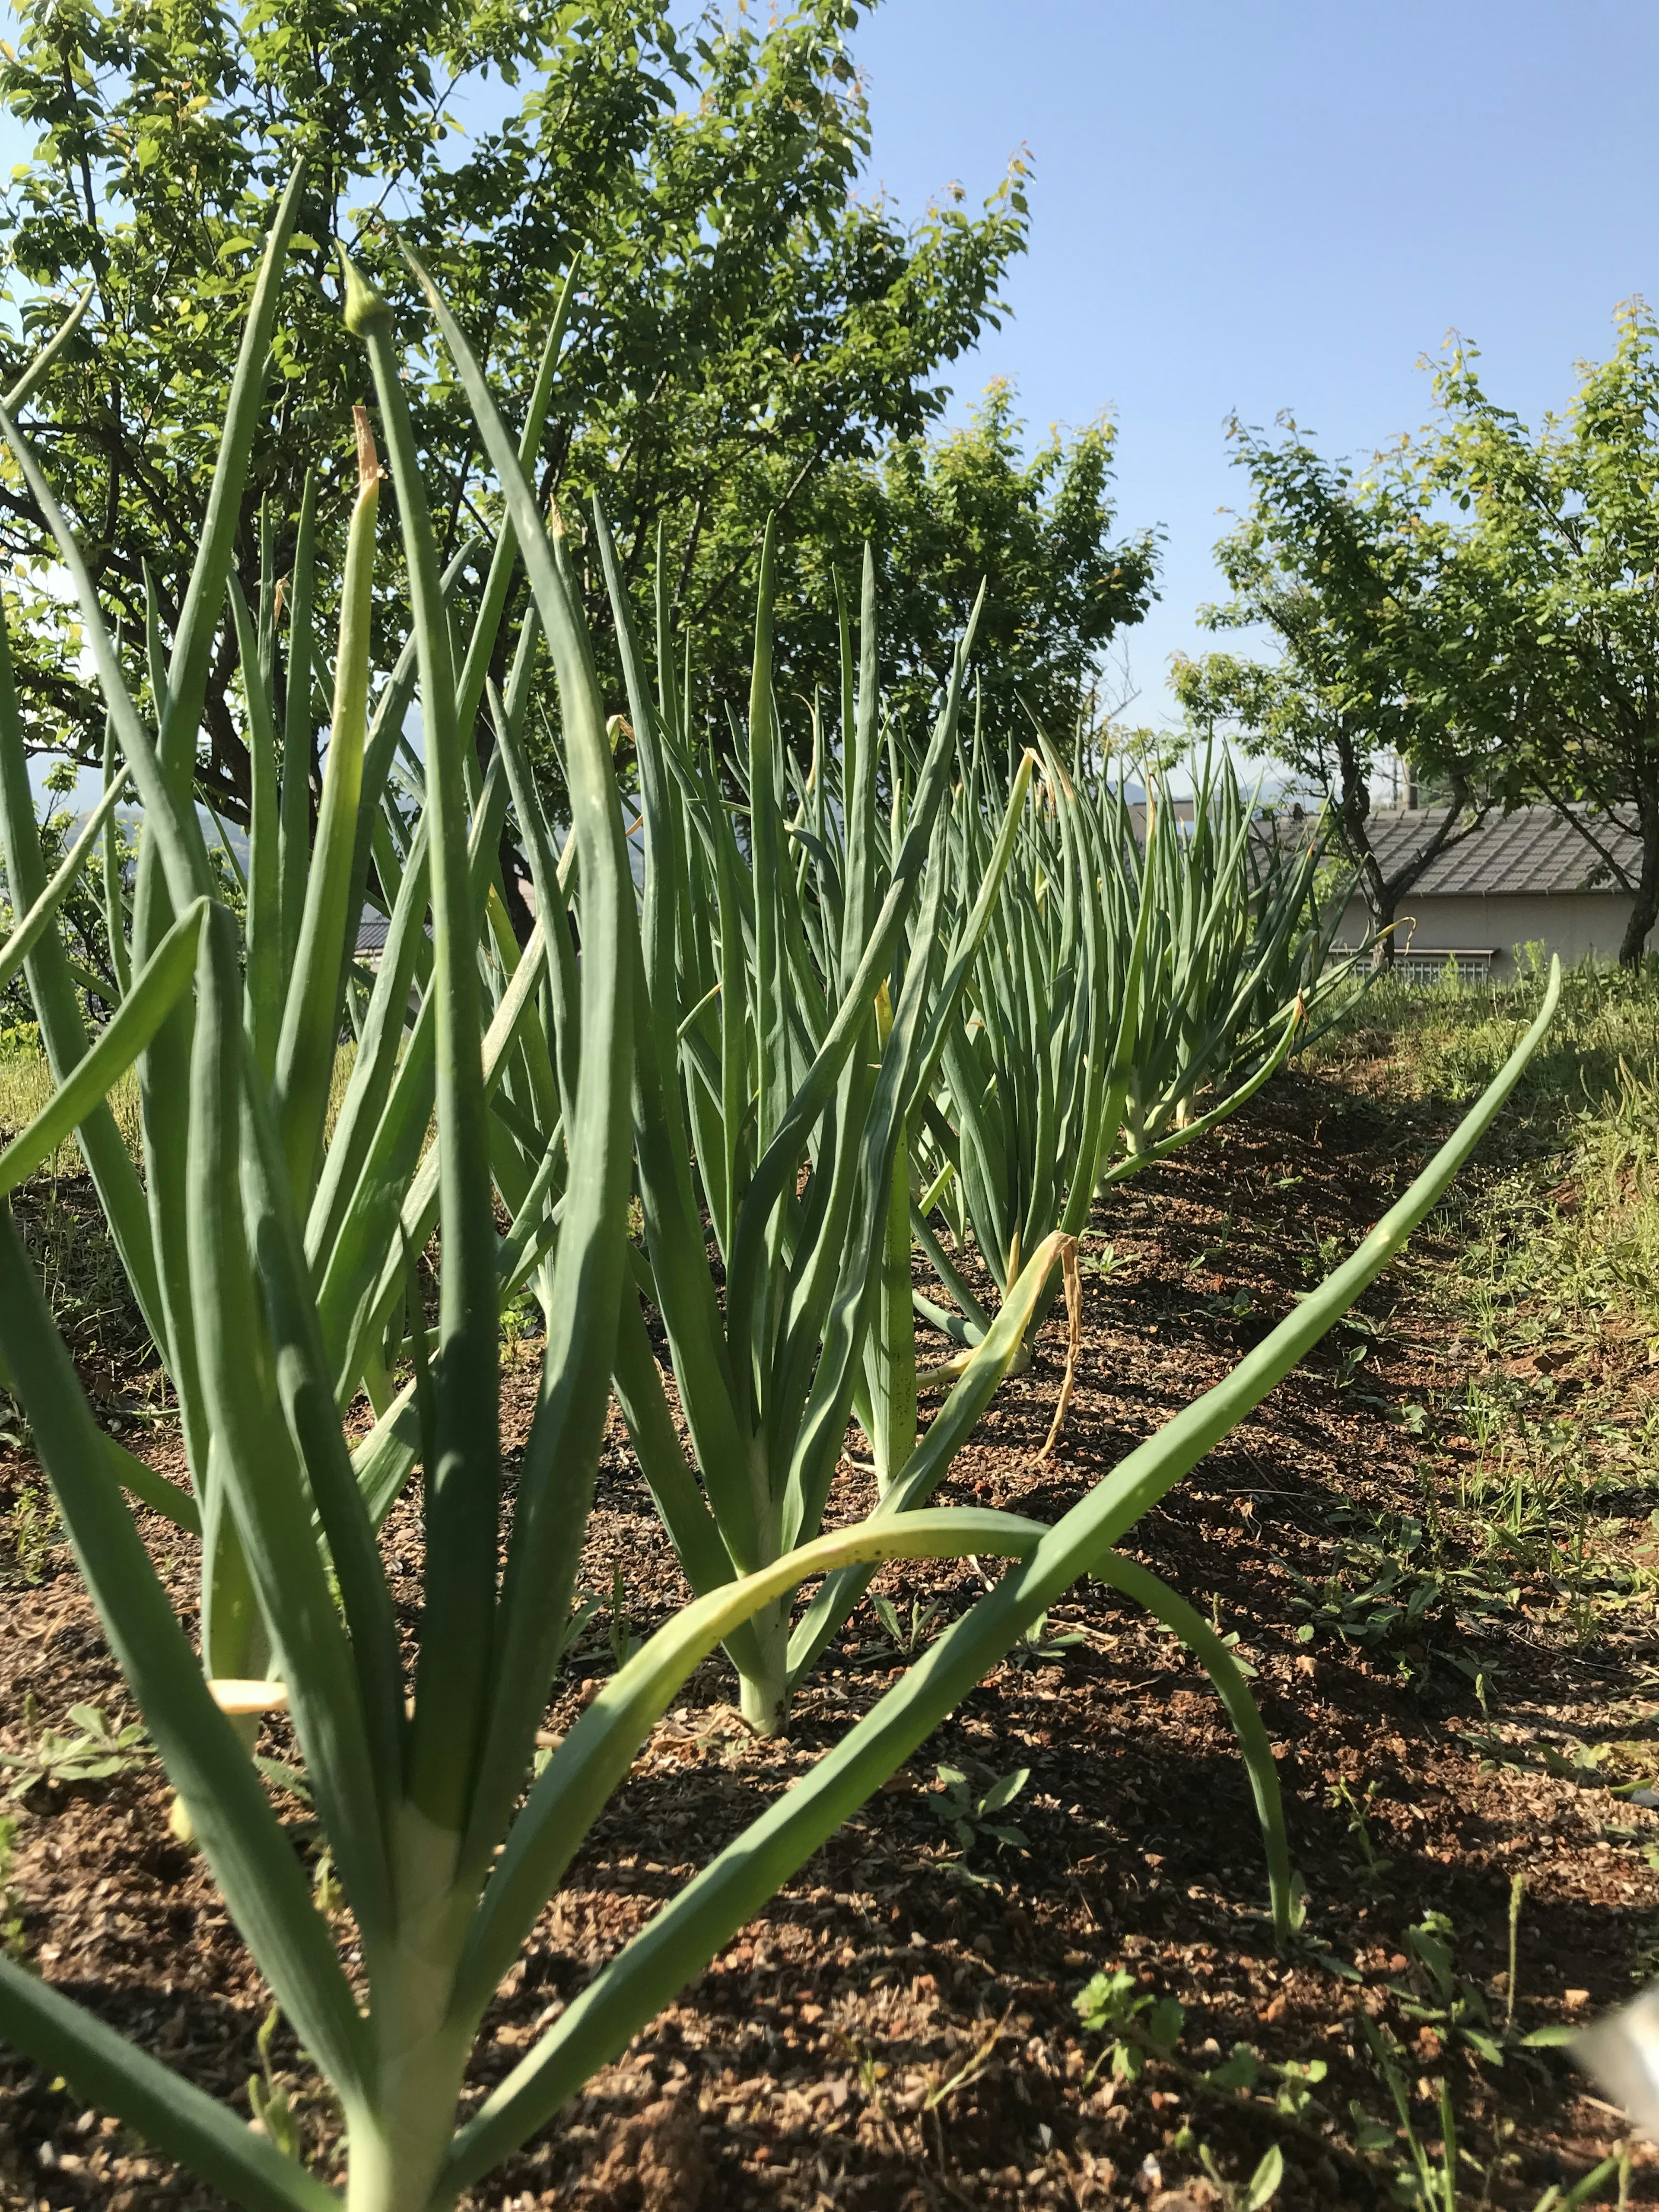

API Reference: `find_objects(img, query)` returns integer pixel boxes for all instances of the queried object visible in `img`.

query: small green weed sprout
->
[869,1592,943,1659]
[0,1697,150,1799]
[1393,1910,1506,2066]
[607,1563,641,1670]
[1197,2141,1284,2211]
[0,1813,24,1958]
[246,2005,304,2164]
[1074,1966,1184,2083]
[1196,2037,1328,2116]
[4,1480,57,1585]
[931,1762,1030,1876]
[310,1852,344,1919]
[1205,1591,1259,1677]
[0,1388,26,1452]
[555,1591,604,1674]
[1328,1775,1393,1883]
[1011,1609,1084,1664]
[1356,2010,1623,2211]
[1391,1907,1573,2061]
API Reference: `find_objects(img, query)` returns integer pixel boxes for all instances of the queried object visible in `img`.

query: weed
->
[1466,1725,1656,1800]
[1073,1967,1340,2186]
[311,1851,344,1918]
[1391,1910,1506,2066]
[930,1762,1030,1878]
[1355,2009,1624,2210]
[1328,1776,1393,1884]
[1205,1592,1260,1678]
[1281,1511,1440,1656]
[1073,1966,1184,2083]
[1196,2141,1284,2210]
[1357,2012,1462,2211]
[1198,2037,1329,2117]
[1335,1339,1368,1389]
[1390,1906,1572,2063]
[1283,1506,1516,1677]
[4,1481,58,1586]
[607,1562,642,1670]
[0,1695,151,1799]
[0,1813,24,1958]
[558,1590,603,1669]
[922,2005,1014,2111]
[246,2005,305,2164]
[1507,1872,1525,2028]
[1629,1915,1659,1987]
[869,1592,943,1659]
[13,1173,148,1367]
[1184,1212,1238,1275]
[498,1287,542,1355]
[1010,1610,1084,1665]
[0,1390,25,1452]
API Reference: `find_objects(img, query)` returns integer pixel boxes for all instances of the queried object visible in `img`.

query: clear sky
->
[851,0,1659,729]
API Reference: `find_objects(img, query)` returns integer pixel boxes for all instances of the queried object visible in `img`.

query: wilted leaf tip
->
[352,404,381,498]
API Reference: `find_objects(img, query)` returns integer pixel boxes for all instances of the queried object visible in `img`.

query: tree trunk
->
[1370,885,1398,970]
[498,825,537,948]
[1619,797,1659,966]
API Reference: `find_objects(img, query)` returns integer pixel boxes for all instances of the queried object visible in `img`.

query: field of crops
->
[0,200,1654,2212]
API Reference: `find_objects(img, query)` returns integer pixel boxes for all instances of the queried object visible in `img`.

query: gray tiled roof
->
[356,909,391,957]
[1357,804,1638,898]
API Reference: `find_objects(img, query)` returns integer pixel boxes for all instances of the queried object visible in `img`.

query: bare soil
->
[1,1053,1655,2211]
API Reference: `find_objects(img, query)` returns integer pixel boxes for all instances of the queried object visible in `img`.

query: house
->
[355,908,394,969]
[1331,803,1653,982]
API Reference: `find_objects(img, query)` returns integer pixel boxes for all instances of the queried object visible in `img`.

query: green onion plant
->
[591,528,1037,1732]
[909,741,1356,1375]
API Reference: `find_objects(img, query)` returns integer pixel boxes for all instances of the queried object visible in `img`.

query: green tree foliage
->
[735,378,1158,741]
[1422,301,1659,964]
[0,0,1032,816]
[1173,418,1487,964]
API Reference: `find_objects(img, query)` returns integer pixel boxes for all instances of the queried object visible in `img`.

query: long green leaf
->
[453,1506,1047,2030]
[158,162,308,791]
[395,248,637,1891]
[0,1201,371,2106]
[1091,1549,1290,1936]
[187,903,395,1959]
[346,253,500,1838]
[1,281,92,414]
[0,1955,337,2212]
[452,262,578,748]
[0,764,131,995]
[279,472,320,979]
[0,899,207,1198]
[105,1432,200,1535]
[274,410,380,1200]
[229,571,285,1082]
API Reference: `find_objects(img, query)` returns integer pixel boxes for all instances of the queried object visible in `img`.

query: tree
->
[1421,302,1659,965]
[1173,418,1486,965]
[0,0,1028,821]
[740,377,1158,741]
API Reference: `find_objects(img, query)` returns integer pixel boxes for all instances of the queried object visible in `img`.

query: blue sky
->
[852,0,1659,728]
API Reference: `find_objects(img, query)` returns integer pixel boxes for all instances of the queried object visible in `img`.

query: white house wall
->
[1335,891,1655,978]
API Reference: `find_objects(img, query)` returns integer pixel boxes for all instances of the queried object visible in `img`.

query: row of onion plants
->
[0,177,1558,2212]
